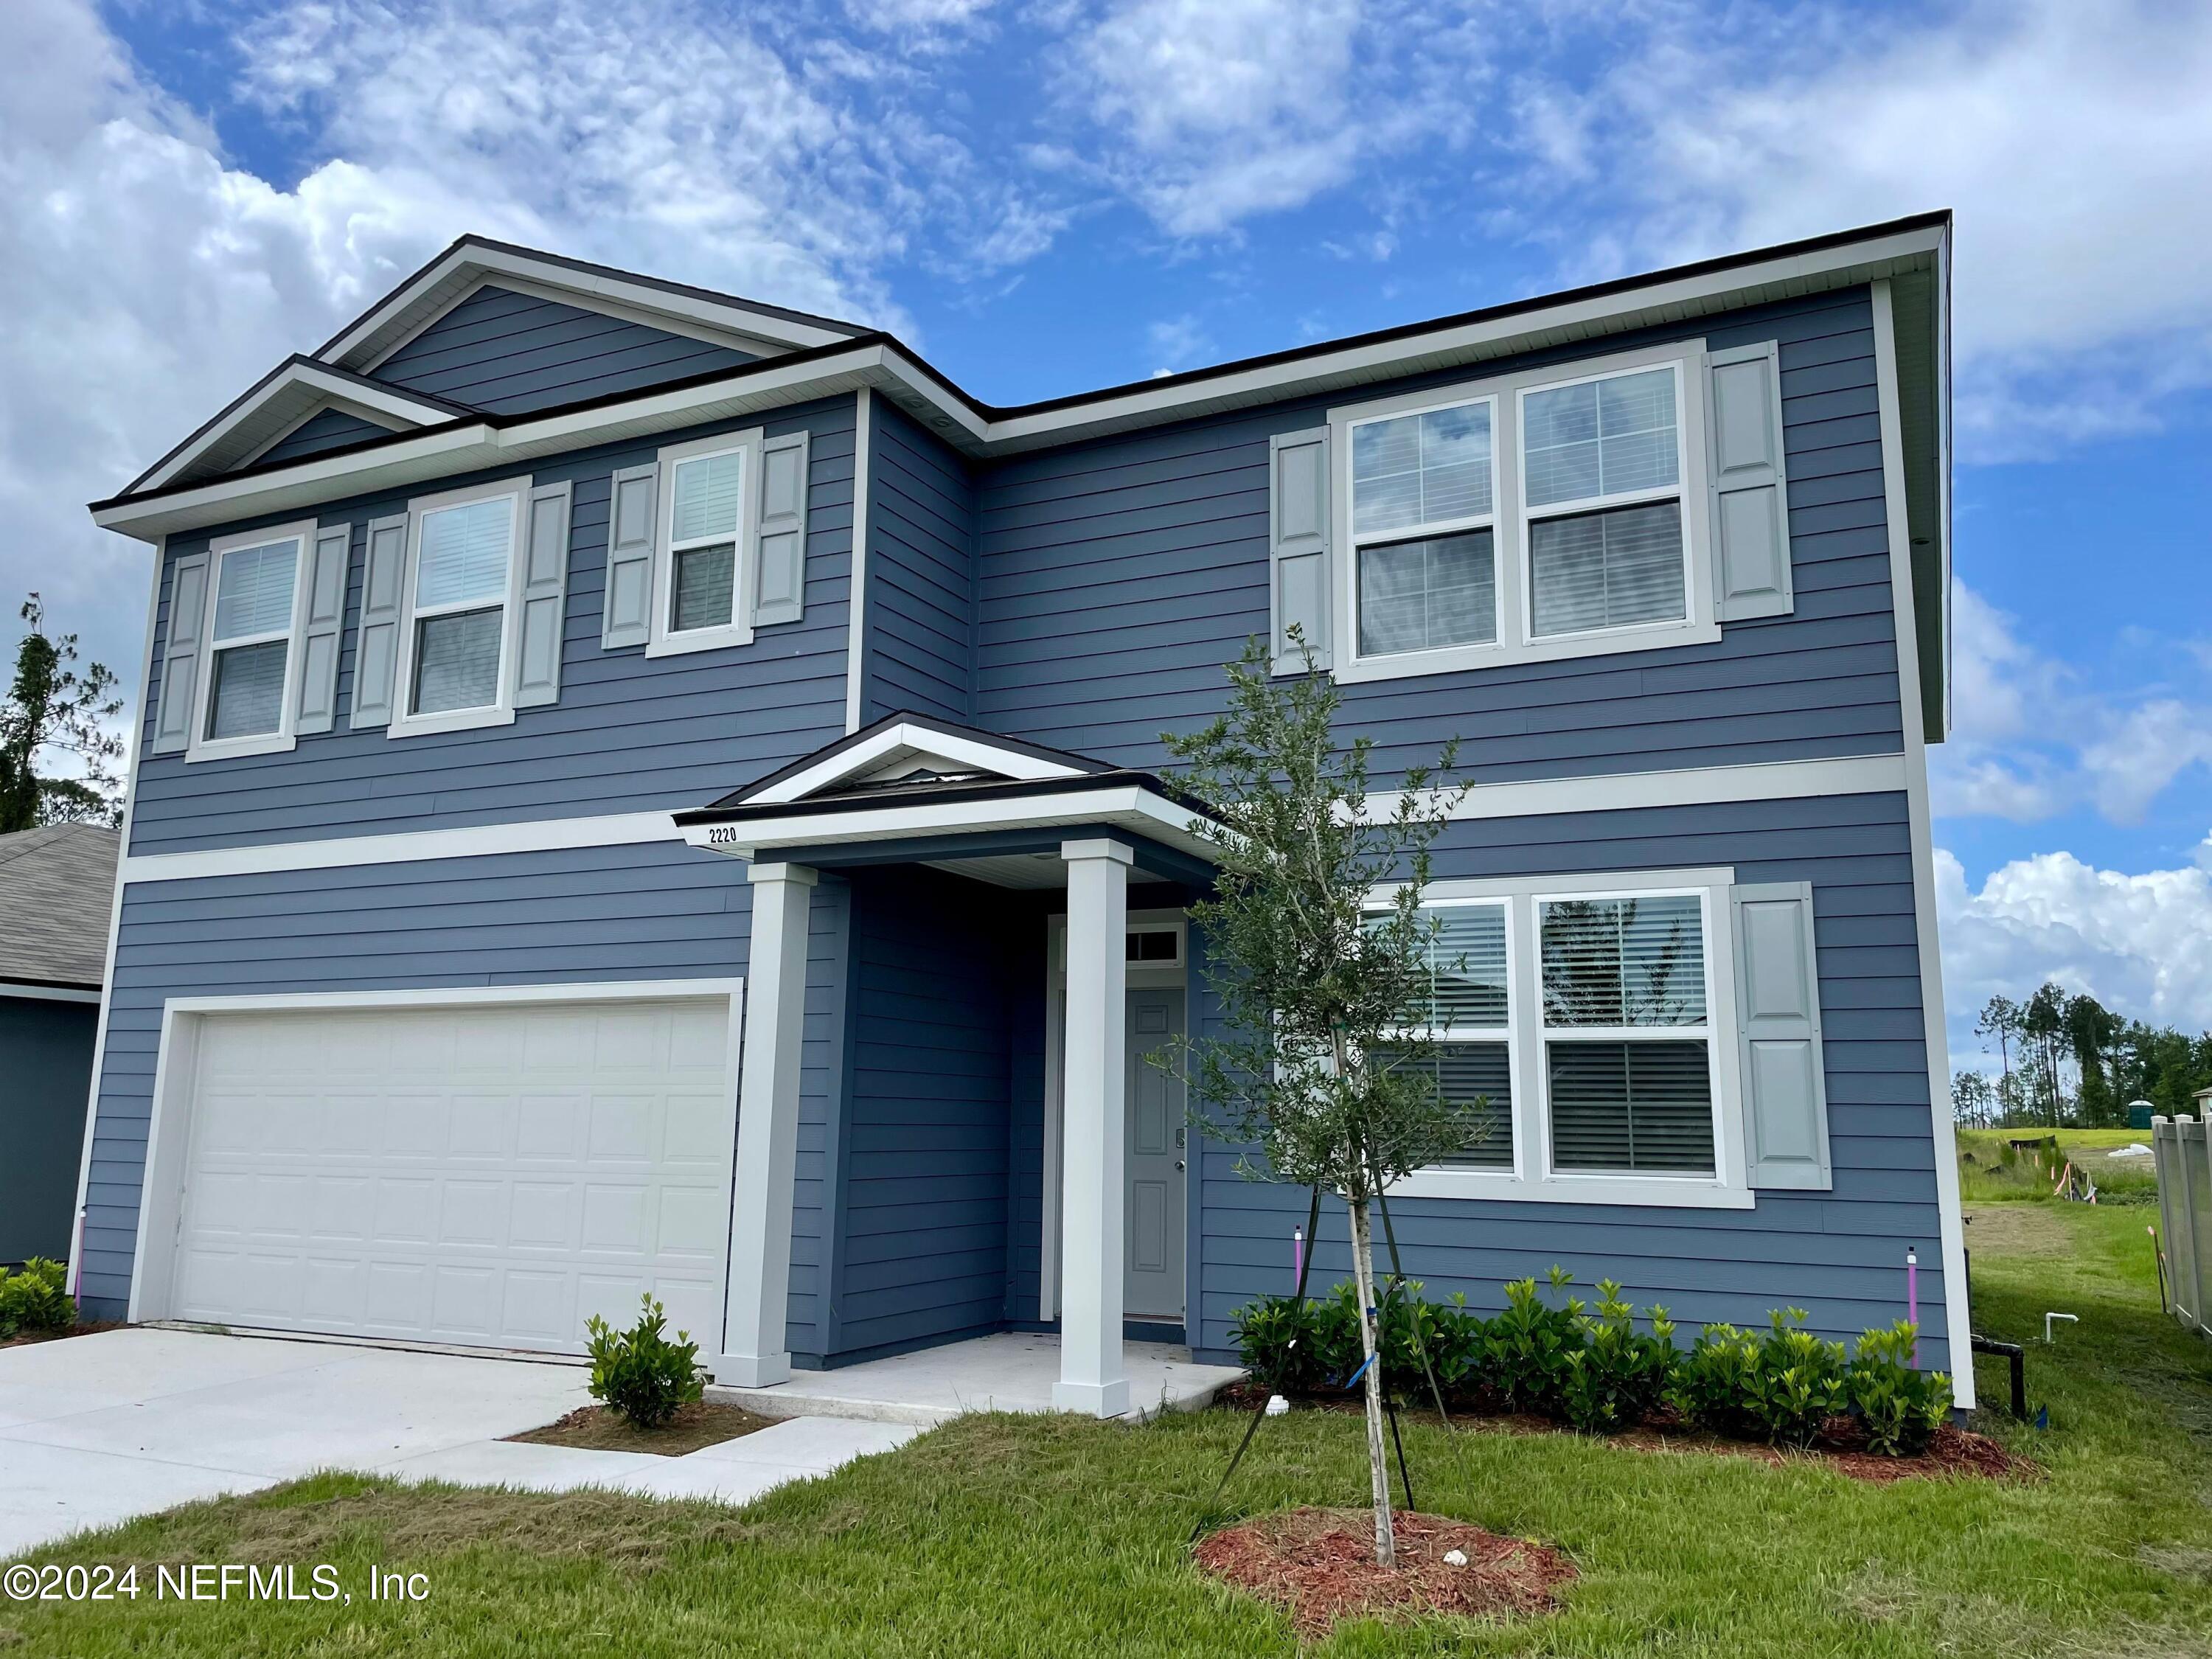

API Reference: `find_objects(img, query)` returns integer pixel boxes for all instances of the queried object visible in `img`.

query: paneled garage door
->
[171,995,737,1354]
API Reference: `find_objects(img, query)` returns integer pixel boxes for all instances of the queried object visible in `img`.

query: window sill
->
[183,731,297,764]
[386,703,518,740]
[645,623,755,659]
[1387,1166,1754,1208]
[1329,615,1722,685]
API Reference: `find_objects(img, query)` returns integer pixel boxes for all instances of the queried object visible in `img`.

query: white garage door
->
[172,995,737,1354]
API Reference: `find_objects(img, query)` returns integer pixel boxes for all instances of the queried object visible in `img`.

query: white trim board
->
[126,977,747,1329]
[1874,276,1974,1411]
[109,754,1913,888]
[748,720,1086,806]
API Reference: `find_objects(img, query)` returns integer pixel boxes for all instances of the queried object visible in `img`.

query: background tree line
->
[1952,983,2212,1128]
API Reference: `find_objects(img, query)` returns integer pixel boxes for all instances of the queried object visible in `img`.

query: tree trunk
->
[1346,1191,1397,1568]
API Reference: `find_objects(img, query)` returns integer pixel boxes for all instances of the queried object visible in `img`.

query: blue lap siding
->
[129,394,859,855]
[258,408,392,467]
[860,400,978,726]
[1190,790,1950,1371]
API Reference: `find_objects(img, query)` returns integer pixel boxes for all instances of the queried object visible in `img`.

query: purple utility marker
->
[1293,1226,1304,1285]
[1907,1248,1919,1367]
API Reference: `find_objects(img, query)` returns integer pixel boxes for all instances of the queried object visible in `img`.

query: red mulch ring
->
[1194,1506,1574,1638]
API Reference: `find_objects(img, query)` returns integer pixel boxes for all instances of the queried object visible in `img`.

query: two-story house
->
[73,210,1969,1416]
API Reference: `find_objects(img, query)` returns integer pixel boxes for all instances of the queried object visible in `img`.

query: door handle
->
[1175,1160,1186,1172]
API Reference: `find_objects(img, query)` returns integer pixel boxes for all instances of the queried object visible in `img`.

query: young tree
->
[1,595,125,832]
[1164,636,1472,1569]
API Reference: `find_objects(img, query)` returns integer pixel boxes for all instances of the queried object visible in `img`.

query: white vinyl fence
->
[2152,1115,2212,1337]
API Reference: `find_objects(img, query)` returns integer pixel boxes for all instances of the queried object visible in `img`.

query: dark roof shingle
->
[0,824,119,990]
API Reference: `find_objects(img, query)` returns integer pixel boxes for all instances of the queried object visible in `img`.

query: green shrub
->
[1739,1308,1848,1447]
[0,1258,76,1340]
[584,1295,704,1429]
[1561,1281,1676,1432]
[1846,1321,1950,1455]
[1486,1267,1585,1416]
[1675,1322,1760,1436]
[1229,1293,1335,1396]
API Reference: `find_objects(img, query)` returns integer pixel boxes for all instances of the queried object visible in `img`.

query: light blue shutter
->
[1732,881,1832,1190]
[349,513,408,728]
[602,464,657,649]
[1706,343,1792,620]
[293,524,350,734]
[150,549,211,755]
[750,431,810,628]
[512,481,571,708]
[1270,428,1332,672]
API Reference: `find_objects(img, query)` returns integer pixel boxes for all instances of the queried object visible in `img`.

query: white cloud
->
[1145,313,1211,375]
[1519,0,2212,459]
[1930,581,2212,827]
[1938,842,2212,1060]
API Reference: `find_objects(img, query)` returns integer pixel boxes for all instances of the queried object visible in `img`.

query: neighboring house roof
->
[0,824,120,992]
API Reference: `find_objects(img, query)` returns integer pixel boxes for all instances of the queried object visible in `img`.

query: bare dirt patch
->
[506,1400,776,1457]
[0,1321,124,1351]
[1194,1506,1573,1638]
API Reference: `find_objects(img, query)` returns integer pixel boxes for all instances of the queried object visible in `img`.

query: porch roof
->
[672,712,1224,888]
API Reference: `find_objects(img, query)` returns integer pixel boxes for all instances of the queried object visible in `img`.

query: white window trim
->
[388,476,529,740]
[1344,392,1503,662]
[185,519,319,763]
[647,428,762,658]
[1329,338,1718,685]
[1379,894,1521,1179]
[1378,866,1751,1208]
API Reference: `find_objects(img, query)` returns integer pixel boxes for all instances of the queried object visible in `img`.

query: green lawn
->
[11,1204,2212,1658]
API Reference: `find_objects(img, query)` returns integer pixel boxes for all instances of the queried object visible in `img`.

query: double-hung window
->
[1329,341,1716,682]
[1537,891,1716,1175]
[1383,869,1747,1208]
[1348,397,1498,659]
[646,431,754,655]
[192,522,313,758]
[1381,900,1515,1169]
[391,479,525,737]
[1520,364,1689,639]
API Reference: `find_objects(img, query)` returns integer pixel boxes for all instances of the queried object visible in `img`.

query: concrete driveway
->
[0,1329,915,1556]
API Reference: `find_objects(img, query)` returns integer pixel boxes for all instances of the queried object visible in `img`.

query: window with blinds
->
[204,537,300,741]
[1538,893,1716,1175]
[667,446,743,633]
[1385,900,1513,1169]
[409,494,516,717]
[1348,397,1498,658]
[1520,365,1688,637]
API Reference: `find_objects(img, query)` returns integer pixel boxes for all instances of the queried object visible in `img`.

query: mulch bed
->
[1194,1506,1574,1638]
[505,1400,776,1457]
[1217,1384,2036,1483]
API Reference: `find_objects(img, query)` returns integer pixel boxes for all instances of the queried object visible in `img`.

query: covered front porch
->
[675,714,1230,1418]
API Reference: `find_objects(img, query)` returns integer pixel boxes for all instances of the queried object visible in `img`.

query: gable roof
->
[0,824,119,991]
[712,712,1116,810]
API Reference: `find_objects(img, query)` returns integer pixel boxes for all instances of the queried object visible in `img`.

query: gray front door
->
[1124,989,1186,1320]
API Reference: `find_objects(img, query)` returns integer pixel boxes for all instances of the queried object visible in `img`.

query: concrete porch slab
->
[707,1332,1244,1426]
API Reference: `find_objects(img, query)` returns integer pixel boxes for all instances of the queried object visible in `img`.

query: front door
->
[1124,989,1186,1321]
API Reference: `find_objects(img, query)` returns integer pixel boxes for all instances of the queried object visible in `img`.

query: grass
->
[10,1205,2212,1657]
[1957,1126,2162,1205]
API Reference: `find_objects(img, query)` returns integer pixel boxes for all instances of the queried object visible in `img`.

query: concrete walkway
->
[0,1329,916,1556]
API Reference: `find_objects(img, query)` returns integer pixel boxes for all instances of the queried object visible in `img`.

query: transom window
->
[667,446,744,634]
[410,494,515,717]
[1520,366,1688,639]
[204,535,301,742]
[1537,894,1715,1175]
[1349,398,1497,658]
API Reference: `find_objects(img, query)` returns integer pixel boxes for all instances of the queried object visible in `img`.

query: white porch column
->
[720,860,818,1387]
[1054,837,1131,1417]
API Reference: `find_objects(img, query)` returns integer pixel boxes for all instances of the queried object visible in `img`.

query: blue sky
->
[6,0,2212,1071]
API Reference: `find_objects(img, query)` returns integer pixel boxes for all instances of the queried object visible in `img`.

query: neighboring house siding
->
[974,288,1901,784]
[369,284,756,416]
[1191,790,1950,1371]
[862,402,977,724]
[0,996,97,1265]
[829,866,1011,1360]
[129,395,858,855]
[257,408,389,467]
